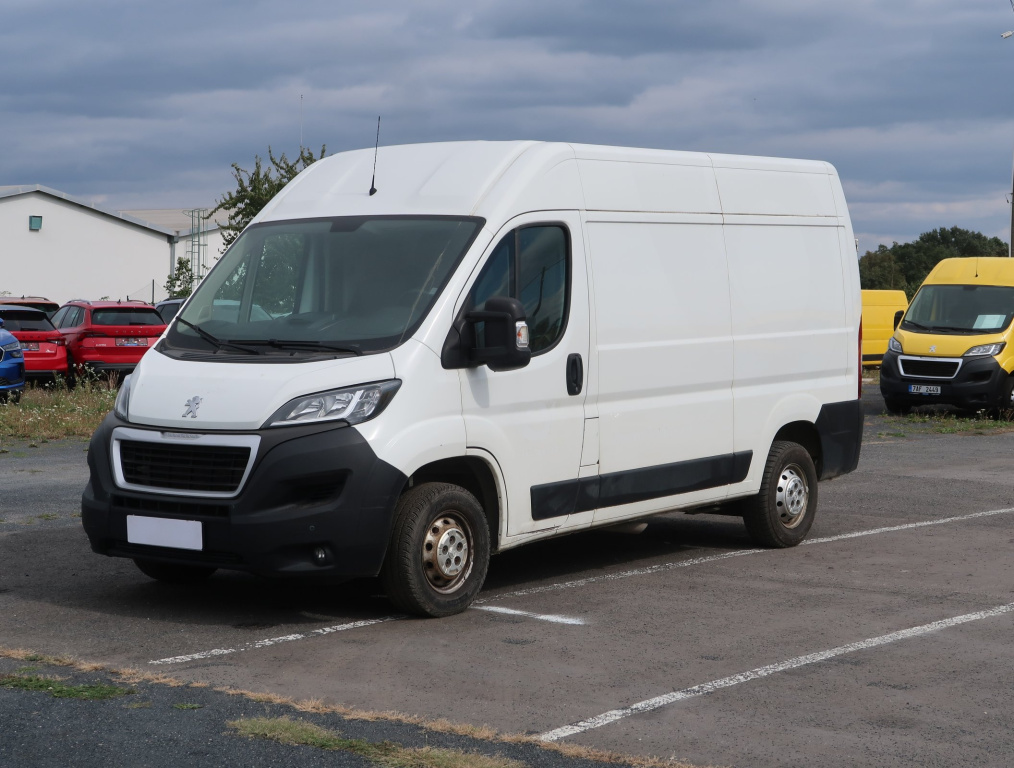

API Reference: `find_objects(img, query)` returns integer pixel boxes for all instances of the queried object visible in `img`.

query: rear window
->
[0,311,55,332]
[92,308,165,326]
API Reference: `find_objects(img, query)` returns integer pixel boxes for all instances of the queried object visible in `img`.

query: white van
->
[82,141,863,616]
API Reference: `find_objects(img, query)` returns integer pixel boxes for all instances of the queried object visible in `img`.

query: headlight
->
[265,380,401,428]
[964,342,1005,357]
[114,374,132,421]
[888,337,903,354]
[1,340,22,359]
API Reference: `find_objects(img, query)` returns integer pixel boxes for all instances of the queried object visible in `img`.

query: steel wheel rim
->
[775,464,808,528]
[422,512,473,594]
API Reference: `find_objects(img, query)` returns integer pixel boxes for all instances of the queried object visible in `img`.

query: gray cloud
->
[1,0,1012,250]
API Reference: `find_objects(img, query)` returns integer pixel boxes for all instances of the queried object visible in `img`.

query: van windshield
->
[901,284,1014,334]
[165,216,483,358]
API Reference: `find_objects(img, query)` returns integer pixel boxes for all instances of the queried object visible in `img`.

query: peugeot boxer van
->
[82,141,863,617]
[861,290,908,367]
[880,257,1014,415]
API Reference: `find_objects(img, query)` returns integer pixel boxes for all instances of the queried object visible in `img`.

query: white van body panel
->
[126,350,396,431]
[360,340,466,477]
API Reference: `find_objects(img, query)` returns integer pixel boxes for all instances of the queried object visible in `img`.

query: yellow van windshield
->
[902,284,1014,334]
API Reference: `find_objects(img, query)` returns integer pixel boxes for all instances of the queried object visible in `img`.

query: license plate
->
[22,342,40,351]
[908,384,941,395]
[126,515,202,551]
[115,337,147,347]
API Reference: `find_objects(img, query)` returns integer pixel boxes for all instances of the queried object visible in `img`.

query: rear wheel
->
[133,558,217,584]
[742,441,818,548]
[381,482,490,617]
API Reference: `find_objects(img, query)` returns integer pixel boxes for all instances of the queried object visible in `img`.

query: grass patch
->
[229,716,525,768]
[0,383,116,444]
[0,674,134,701]
[886,411,1014,435]
[173,703,203,710]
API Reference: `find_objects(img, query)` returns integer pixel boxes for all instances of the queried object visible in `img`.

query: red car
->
[0,305,69,382]
[50,300,167,381]
[0,296,61,318]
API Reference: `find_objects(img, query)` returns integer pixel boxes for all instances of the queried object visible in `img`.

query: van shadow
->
[2,514,753,630]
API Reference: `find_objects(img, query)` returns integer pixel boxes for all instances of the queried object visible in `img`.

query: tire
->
[883,397,911,416]
[742,441,818,548]
[380,482,490,618]
[988,376,1014,421]
[9,389,21,405]
[133,558,217,584]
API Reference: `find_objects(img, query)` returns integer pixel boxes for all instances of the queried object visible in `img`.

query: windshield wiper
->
[901,320,932,331]
[237,339,363,356]
[175,317,260,355]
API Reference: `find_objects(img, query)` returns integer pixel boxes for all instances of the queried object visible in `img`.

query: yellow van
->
[861,290,908,367]
[880,257,1014,415]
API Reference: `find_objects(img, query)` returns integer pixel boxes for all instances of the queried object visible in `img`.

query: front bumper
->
[0,360,25,391]
[880,350,1007,410]
[81,413,407,578]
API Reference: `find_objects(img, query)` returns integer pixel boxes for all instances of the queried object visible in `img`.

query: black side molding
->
[815,399,863,480]
[531,451,753,521]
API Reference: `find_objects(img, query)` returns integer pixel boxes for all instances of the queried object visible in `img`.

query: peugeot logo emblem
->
[929,345,937,353]
[182,396,202,418]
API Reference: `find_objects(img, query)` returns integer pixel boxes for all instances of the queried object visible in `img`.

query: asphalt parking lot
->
[2,385,1013,767]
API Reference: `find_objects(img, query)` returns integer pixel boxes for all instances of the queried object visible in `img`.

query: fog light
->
[313,547,328,566]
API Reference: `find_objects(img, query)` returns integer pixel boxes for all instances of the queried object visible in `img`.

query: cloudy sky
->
[2,0,1013,253]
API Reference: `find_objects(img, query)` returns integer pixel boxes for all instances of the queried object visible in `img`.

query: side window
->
[51,307,69,328]
[62,307,84,328]
[468,224,569,354]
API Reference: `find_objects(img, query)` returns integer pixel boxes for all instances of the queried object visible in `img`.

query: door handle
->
[566,353,583,396]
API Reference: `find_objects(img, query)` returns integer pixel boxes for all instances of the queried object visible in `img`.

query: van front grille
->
[119,441,250,493]
[898,357,961,379]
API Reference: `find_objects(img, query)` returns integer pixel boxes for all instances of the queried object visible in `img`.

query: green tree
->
[209,145,326,250]
[859,227,1008,299]
[165,257,195,299]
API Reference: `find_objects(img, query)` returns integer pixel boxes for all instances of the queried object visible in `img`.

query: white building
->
[0,185,227,305]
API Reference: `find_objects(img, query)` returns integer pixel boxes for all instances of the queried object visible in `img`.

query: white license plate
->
[908,384,941,395]
[126,515,202,551]
[23,342,40,351]
[116,337,147,347]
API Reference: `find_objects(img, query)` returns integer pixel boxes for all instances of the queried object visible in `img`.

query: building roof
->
[0,185,178,238]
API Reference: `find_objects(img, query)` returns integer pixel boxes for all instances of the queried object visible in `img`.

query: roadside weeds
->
[0,646,710,768]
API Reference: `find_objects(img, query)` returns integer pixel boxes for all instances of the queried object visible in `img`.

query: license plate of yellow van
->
[908,384,941,395]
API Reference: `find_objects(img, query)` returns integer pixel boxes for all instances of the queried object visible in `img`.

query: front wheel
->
[134,558,217,584]
[381,482,490,617]
[883,397,911,416]
[742,441,818,548]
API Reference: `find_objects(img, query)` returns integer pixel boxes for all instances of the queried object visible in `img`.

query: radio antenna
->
[369,116,381,196]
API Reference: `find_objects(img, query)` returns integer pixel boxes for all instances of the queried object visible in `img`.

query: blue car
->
[0,318,25,404]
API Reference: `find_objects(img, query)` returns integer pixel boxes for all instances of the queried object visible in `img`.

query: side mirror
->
[893,310,904,330]
[466,296,532,372]
[0,318,4,328]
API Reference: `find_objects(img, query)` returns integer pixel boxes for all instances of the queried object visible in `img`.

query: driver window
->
[468,224,569,354]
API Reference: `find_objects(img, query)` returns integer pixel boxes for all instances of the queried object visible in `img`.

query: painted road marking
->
[475,606,586,625]
[481,506,1014,604]
[148,506,1014,665]
[149,617,399,665]
[539,602,1014,742]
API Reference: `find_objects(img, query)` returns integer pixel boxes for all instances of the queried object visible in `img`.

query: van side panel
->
[724,217,851,488]
[584,213,736,523]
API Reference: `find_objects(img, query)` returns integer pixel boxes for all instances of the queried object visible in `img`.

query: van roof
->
[924,257,1014,286]
[255,141,842,226]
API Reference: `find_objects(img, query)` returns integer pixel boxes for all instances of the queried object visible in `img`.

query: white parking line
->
[149,617,398,665]
[475,606,586,625]
[148,506,1014,665]
[539,601,1014,742]
[481,506,1014,604]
